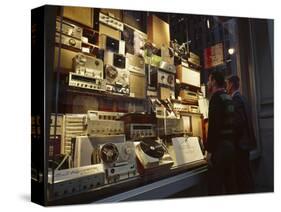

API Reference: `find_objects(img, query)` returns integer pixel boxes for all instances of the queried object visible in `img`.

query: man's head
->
[226,75,240,95]
[207,70,225,94]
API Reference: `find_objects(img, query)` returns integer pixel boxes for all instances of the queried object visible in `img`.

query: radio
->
[86,118,125,136]
[100,142,137,183]
[173,103,200,113]
[125,124,156,140]
[189,105,200,113]
[99,12,124,31]
[134,30,147,55]
[105,64,129,87]
[48,164,105,199]
[73,53,104,79]
[72,135,125,167]
[188,52,200,66]
[82,28,99,46]
[173,103,190,113]
[157,118,184,136]
[106,84,130,96]
[55,32,82,49]
[87,110,125,121]
[159,61,176,74]
[61,114,87,155]
[99,34,125,55]
[68,72,106,91]
[179,90,199,103]
[104,51,126,69]
[176,62,201,88]
[56,19,82,40]
[126,53,145,73]
[157,70,175,88]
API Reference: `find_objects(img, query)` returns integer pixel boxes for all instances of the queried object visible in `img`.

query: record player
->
[100,142,138,183]
[135,139,173,169]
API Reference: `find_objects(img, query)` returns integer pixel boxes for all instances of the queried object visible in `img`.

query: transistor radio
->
[176,62,201,88]
[73,53,104,79]
[55,33,82,49]
[179,90,199,103]
[99,12,124,31]
[56,19,83,40]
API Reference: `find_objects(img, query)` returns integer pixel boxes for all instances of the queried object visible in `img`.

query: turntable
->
[135,139,173,169]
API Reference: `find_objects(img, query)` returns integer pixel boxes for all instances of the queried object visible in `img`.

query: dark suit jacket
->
[205,90,235,153]
[232,92,257,150]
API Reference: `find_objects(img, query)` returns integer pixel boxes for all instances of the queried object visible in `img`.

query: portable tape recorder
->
[100,142,137,183]
[73,53,104,79]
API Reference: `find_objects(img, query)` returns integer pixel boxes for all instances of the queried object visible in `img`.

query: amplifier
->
[99,12,124,31]
[159,61,176,74]
[72,135,125,167]
[188,52,200,66]
[179,90,199,103]
[157,118,184,136]
[173,103,200,113]
[176,62,201,88]
[55,32,82,49]
[56,19,83,40]
[125,123,156,140]
[48,164,105,199]
[87,110,125,121]
[86,119,125,136]
[100,34,125,55]
[73,53,103,79]
[68,72,106,91]
[104,51,126,69]
[61,114,87,155]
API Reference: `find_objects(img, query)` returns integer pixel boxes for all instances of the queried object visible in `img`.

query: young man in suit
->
[205,70,237,195]
[226,75,257,193]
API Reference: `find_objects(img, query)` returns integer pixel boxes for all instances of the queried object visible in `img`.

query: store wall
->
[237,18,274,192]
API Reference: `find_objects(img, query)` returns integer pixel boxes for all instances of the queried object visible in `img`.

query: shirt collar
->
[231,90,240,97]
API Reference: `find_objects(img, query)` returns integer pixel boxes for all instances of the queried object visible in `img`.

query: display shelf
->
[65,87,148,102]
[46,160,207,205]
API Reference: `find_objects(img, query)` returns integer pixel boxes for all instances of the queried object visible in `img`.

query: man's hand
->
[206,152,213,167]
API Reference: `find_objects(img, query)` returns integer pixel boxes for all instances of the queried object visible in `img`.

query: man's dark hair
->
[227,75,240,90]
[209,70,225,88]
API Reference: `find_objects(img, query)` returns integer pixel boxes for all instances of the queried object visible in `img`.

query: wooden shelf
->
[65,86,147,102]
